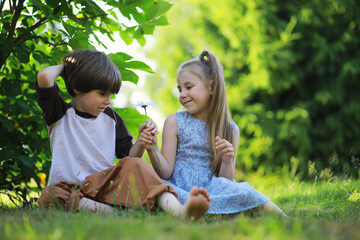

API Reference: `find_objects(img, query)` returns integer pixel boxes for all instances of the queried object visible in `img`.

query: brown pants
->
[37,157,178,212]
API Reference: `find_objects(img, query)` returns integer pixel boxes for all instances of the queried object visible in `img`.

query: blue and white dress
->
[163,111,269,214]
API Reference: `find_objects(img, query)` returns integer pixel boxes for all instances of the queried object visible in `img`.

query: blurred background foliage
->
[144,0,360,179]
[1,0,360,207]
[0,0,172,206]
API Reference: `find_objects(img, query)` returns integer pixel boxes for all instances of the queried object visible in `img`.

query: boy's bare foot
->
[184,186,210,221]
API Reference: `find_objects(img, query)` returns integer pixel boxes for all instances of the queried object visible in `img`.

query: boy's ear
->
[208,80,214,95]
[73,88,80,95]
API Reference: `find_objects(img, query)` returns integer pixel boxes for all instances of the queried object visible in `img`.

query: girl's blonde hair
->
[177,50,233,175]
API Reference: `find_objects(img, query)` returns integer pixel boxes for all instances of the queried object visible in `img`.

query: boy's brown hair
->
[61,50,122,97]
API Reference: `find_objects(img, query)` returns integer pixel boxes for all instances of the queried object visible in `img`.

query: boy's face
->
[72,89,112,116]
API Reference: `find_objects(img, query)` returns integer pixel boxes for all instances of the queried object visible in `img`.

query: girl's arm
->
[217,126,240,180]
[142,113,177,179]
[37,64,64,88]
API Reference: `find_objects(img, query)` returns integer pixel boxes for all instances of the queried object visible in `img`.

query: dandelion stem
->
[142,105,161,168]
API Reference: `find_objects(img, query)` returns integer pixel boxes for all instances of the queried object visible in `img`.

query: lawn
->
[1,175,359,240]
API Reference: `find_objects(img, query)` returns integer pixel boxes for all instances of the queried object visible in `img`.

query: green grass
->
[1,176,359,240]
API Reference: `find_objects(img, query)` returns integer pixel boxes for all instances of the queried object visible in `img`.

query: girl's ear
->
[208,80,214,95]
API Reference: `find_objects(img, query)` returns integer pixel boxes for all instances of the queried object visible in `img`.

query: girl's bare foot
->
[184,186,210,221]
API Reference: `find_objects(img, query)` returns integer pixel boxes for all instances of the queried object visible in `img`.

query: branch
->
[1,16,48,70]
[7,78,36,84]
[14,33,67,48]
[0,52,11,70]
[81,12,108,20]
[34,35,68,47]
[0,0,5,15]
[13,16,47,45]
[7,0,25,39]
[9,0,13,12]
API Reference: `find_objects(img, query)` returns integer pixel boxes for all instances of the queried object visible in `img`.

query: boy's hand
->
[139,130,156,150]
[215,136,234,163]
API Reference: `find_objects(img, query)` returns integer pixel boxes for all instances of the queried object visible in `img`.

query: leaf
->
[119,68,139,84]
[47,0,60,8]
[148,15,168,26]
[18,155,34,168]
[141,0,173,21]
[0,79,22,97]
[131,10,146,25]
[30,0,43,9]
[133,30,146,46]
[68,31,92,50]
[123,60,154,73]
[109,52,134,63]
[113,107,145,138]
[15,47,30,63]
[142,25,155,35]
[108,9,118,20]
[0,116,14,131]
[62,22,77,36]
[119,30,133,45]
[120,7,132,21]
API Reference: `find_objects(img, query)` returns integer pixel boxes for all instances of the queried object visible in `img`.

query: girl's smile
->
[183,99,192,105]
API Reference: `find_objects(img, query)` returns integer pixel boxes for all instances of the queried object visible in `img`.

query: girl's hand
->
[215,136,234,163]
[139,119,159,136]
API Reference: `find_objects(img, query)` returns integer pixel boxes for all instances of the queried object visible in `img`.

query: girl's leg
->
[262,201,288,217]
[157,186,210,221]
[79,197,114,213]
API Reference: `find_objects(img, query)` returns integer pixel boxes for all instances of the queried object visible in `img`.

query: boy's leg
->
[81,157,179,211]
[37,181,83,212]
[38,182,115,213]
[78,197,114,213]
[158,186,210,221]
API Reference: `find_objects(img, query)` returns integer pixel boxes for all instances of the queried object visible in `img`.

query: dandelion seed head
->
[135,100,155,109]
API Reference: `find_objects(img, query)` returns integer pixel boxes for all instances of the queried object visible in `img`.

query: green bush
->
[144,0,360,178]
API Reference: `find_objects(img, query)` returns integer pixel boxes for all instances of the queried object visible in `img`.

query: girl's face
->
[177,70,212,122]
[71,89,112,116]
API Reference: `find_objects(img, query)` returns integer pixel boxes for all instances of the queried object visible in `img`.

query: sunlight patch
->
[348,191,360,204]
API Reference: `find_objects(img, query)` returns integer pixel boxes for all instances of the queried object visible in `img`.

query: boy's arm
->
[36,64,70,126]
[128,137,146,158]
[37,64,64,88]
[128,120,156,158]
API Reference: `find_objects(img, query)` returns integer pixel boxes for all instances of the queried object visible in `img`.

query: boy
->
[36,50,210,220]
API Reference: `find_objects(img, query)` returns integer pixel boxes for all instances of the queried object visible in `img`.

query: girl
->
[142,50,287,216]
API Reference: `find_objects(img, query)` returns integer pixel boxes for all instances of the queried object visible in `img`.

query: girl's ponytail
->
[200,51,233,175]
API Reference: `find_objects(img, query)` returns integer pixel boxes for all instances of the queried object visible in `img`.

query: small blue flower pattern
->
[163,111,269,214]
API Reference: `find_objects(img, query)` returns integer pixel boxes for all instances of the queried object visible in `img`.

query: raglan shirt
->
[35,82,133,184]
